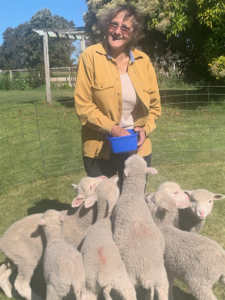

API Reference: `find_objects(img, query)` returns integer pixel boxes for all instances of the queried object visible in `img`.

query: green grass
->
[0,87,225,299]
[0,88,83,194]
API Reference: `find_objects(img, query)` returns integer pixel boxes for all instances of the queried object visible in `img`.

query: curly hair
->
[97,4,144,48]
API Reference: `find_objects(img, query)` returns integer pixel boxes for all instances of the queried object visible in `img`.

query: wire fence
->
[0,67,77,90]
[0,85,225,194]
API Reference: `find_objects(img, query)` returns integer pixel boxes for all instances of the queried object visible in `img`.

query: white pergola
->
[33,27,87,104]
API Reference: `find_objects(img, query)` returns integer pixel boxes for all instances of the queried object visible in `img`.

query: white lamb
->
[145,181,190,227]
[146,181,225,300]
[81,175,137,300]
[178,188,225,232]
[0,213,44,300]
[0,263,13,298]
[39,209,85,300]
[111,154,169,300]
[146,183,225,232]
[71,175,107,207]
[0,175,107,300]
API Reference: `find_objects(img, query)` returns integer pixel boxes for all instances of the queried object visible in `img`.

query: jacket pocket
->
[92,83,114,91]
[91,84,115,113]
[143,88,154,94]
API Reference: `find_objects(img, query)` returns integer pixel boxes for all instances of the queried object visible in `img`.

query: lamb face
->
[153,181,190,209]
[145,181,190,209]
[72,176,107,207]
[186,189,225,220]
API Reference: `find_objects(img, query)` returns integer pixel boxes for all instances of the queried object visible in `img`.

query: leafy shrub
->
[156,65,186,89]
[27,70,43,88]
[209,56,225,80]
[9,73,31,90]
[0,72,11,90]
[0,71,43,90]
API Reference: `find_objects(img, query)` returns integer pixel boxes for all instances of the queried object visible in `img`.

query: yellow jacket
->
[74,43,161,159]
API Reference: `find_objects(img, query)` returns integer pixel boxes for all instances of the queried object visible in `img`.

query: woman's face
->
[107,10,134,55]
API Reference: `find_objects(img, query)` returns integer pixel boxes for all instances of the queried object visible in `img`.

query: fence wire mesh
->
[0,85,225,194]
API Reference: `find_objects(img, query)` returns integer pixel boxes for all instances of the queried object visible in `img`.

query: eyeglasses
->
[108,22,131,34]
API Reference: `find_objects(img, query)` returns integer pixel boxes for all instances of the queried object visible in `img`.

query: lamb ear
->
[59,211,66,223]
[145,192,155,204]
[153,192,175,210]
[158,198,175,211]
[175,197,191,209]
[39,218,45,226]
[124,166,130,177]
[146,167,158,175]
[84,194,98,208]
[111,174,119,184]
[89,178,105,193]
[89,182,98,193]
[71,195,85,208]
[213,193,225,201]
[71,184,78,190]
[184,190,193,197]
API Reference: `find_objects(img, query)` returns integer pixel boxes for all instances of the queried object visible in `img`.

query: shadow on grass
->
[135,285,196,300]
[27,199,71,215]
[55,96,74,108]
[173,286,196,300]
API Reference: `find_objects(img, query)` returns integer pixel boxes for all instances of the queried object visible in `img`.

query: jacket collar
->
[95,42,143,63]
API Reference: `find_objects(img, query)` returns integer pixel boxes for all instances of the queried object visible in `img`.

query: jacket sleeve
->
[74,52,116,133]
[143,58,161,136]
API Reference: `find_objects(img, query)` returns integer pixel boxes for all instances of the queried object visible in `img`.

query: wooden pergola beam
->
[33,28,87,104]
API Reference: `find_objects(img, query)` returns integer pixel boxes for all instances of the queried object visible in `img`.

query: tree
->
[0,9,76,70]
[84,0,225,81]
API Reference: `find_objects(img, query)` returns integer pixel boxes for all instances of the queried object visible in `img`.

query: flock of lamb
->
[0,154,225,300]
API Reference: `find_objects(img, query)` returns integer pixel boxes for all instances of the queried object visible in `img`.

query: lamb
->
[0,175,107,300]
[178,188,225,232]
[0,213,44,300]
[80,175,137,300]
[146,181,225,300]
[145,181,190,227]
[146,183,225,232]
[39,209,85,300]
[0,262,13,298]
[71,175,107,207]
[111,154,169,300]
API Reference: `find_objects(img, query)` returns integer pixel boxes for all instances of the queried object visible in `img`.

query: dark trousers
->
[83,153,152,192]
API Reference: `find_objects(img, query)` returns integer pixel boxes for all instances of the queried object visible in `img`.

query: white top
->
[119,73,137,129]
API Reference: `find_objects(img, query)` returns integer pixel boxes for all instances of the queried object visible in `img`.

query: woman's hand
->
[134,127,146,148]
[111,125,130,137]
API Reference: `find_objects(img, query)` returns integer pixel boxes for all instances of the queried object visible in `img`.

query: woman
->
[74,5,161,188]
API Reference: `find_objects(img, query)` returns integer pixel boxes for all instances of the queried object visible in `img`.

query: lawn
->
[0,86,225,299]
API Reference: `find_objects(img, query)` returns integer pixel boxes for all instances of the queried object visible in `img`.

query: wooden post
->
[33,27,87,99]
[80,36,86,52]
[9,70,13,81]
[43,32,52,104]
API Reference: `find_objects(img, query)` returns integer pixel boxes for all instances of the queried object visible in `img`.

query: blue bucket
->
[107,129,138,154]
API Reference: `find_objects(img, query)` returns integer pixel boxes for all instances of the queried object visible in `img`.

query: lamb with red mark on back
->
[111,154,169,300]
[80,175,137,300]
